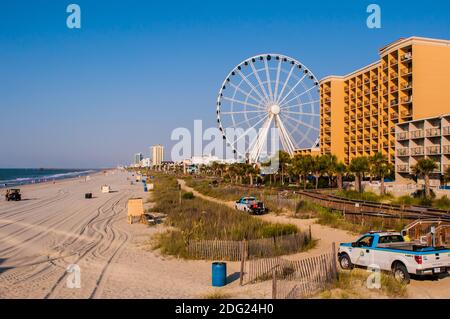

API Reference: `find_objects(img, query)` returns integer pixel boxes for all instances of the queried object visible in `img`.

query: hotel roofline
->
[320,36,450,84]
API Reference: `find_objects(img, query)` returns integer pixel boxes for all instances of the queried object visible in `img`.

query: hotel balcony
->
[357,102,363,108]
[383,115,389,122]
[344,86,349,93]
[350,104,356,111]
[344,116,349,122]
[391,73,398,80]
[402,82,412,90]
[371,109,378,115]
[344,136,349,142]
[391,113,399,121]
[350,147,356,153]
[324,127,331,133]
[364,112,370,118]
[443,127,450,136]
[357,92,362,98]
[351,136,356,142]
[344,127,349,133]
[390,85,398,93]
[324,137,331,143]
[364,78,370,84]
[382,142,389,149]
[397,132,409,140]
[372,145,378,151]
[324,118,331,125]
[401,68,413,76]
[324,106,331,113]
[433,164,441,174]
[401,52,412,62]
[351,95,355,100]
[383,89,388,96]
[426,128,441,137]
[397,148,409,157]
[410,130,424,139]
[401,96,413,104]
[324,97,331,104]
[351,126,356,132]
[401,111,412,118]
[344,96,349,103]
[372,133,378,139]
[364,146,370,152]
[391,99,399,107]
[350,83,356,89]
[357,114,363,120]
[382,128,389,136]
[351,115,356,121]
[444,164,450,172]
[364,89,370,96]
[357,146,363,152]
[443,145,450,154]
[371,121,378,127]
[371,74,378,81]
[383,77,388,83]
[357,135,363,141]
[357,81,362,88]
[371,98,378,104]
[323,87,331,94]
[397,165,410,173]
[411,147,424,156]
[427,146,441,155]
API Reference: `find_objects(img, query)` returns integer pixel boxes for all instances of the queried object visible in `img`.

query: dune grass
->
[150,174,304,258]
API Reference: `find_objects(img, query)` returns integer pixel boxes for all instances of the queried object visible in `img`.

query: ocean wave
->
[0,170,96,187]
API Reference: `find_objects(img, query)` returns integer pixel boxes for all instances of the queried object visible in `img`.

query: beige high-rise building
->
[151,145,164,166]
[320,36,450,165]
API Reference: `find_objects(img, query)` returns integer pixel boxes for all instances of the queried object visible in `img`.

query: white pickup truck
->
[338,231,450,283]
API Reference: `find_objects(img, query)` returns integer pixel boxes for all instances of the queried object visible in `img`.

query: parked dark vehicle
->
[5,189,21,201]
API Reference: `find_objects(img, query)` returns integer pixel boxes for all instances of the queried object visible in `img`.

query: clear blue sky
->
[1,0,449,168]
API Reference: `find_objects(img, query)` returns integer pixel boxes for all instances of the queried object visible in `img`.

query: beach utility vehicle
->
[5,189,21,201]
[338,231,450,284]
[235,197,266,215]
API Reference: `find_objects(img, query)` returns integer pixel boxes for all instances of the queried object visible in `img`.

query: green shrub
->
[182,191,195,199]
[433,196,450,210]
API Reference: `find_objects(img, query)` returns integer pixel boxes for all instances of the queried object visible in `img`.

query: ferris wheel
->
[216,54,320,163]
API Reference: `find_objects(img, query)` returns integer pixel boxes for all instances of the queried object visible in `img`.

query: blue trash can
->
[143,185,148,192]
[212,262,227,287]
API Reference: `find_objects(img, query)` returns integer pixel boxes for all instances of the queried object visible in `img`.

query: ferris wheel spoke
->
[280,84,317,107]
[277,73,308,105]
[281,115,315,146]
[229,81,266,106]
[236,69,267,103]
[231,112,267,128]
[281,113,319,132]
[231,113,270,146]
[273,58,283,101]
[221,110,265,115]
[281,99,320,110]
[276,63,295,104]
[249,62,270,102]
[263,59,274,101]
[282,110,320,116]
[222,97,266,110]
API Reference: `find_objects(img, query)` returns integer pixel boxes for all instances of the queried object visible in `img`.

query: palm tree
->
[349,156,369,193]
[321,154,338,188]
[278,151,292,185]
[335,162,347,191]
[412,158,438,198]
[370,153,394,195]
[310,155,327,189]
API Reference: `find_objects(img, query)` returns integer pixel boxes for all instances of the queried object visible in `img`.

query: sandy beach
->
[0,171,268,299]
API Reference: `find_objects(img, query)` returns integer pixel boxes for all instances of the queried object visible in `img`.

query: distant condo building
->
[319,36,450,165]
[134,153,143,166]
[151,145,164,166]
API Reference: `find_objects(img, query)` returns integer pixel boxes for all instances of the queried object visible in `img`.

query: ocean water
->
[0,168,97,188]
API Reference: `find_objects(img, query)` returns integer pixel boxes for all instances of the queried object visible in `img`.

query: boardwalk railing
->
[186,232,310,261]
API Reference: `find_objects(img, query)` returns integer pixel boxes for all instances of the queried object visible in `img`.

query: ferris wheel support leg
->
[249,115,273,163]
[276,116,296,155]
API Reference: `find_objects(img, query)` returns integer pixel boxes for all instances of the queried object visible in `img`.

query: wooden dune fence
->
[241,244,338,299]
[273,251,338,299]
[186,232,310,261]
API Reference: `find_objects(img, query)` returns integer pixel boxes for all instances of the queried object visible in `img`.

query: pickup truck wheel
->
[393,263,410,284]
[338,254,353,270]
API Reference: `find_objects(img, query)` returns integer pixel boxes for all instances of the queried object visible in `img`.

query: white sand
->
[0,171,268,299]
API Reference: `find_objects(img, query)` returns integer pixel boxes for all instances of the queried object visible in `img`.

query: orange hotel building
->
[319,36,450,166]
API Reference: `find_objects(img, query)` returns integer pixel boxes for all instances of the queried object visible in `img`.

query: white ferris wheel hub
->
[269,104,281,115]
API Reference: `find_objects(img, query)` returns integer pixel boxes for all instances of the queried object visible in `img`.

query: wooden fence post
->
[272,268,277,299]
[308,225,312,241]
[239,240,246,286]
[332,242,338,280]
